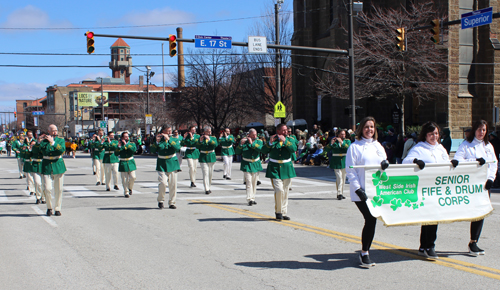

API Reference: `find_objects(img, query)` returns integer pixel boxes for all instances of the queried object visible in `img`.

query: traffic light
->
[169,34,177,57]
[430,19,440,44]
[14,112,17,118]
[85,31,95,54]
[396,28,406,51]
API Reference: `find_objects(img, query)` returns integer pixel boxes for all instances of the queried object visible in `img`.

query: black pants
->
[355,201,377,251]
[420,225,438,249]
[471,219,484,241]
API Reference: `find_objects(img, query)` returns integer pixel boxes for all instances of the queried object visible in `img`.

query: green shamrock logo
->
[412,203,419,210]
[372,170,389,186]
[404,200,412,207]
[390,198,403,211]
[371,195,383,207]
[420,202,425,207]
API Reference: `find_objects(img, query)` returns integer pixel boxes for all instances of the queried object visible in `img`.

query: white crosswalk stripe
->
[65,186,143,197]
[0,190,8,202]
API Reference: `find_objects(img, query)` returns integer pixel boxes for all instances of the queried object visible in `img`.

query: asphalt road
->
[1,153,500,289]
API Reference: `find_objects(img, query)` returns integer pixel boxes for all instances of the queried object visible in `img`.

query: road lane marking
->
[31,206,58,228]
[193,200,500,280]
[0,190,8,202]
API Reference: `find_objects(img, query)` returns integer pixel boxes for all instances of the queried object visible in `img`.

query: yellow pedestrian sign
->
[274,101,286,118]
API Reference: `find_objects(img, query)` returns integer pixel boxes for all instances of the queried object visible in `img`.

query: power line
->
[0,62,275,68]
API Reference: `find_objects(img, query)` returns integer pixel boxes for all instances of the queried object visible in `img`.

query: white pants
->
[104,163,119,189]
[271,178,291,215]
[26,171,35,193]
[158,171,177,205]
[334,168,346,195]
[222,155,233,178]
[33,172,44,201]
[200,162,215,191]
[121,171,136,195]
[43,173,64,211]
[17,158,24,177]
[93,159,104,183]
[176,152,183,167]
[187,158,198,183]
[244,171,259,202]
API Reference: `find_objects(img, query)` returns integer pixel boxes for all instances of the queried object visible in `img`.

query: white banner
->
[363,162,493,226]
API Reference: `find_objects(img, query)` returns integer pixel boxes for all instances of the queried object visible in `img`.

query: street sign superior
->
[461,7,493,29]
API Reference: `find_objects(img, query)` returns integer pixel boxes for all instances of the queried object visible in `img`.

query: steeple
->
[109,38,132,84]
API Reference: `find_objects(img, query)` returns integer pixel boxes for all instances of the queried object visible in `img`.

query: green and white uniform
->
[117,141,137,197]
[91,139,105,184]
[196,136,218,192]
[181,134,200,184]
[12,139,24,177]
[325,139,351,197]
[41,137,67,212]
[103,138,120,190]
[235,139,263,203]
[150,136,181,206]
[219,134,235,178]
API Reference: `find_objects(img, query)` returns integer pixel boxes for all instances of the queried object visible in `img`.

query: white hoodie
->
[454,138,497,181]
[402,141,449,164]
[345,137,387,202]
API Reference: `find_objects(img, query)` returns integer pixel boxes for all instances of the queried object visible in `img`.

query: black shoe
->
[26,186,29,190]
[206,191,210,195]
[96,182,101,186]
[243,181,246,185]
[35,198,41,204]
[418,248,439,260]
[283,216,290,220]
[252,201,257,205]
[23,175,26,178]
[191,182,196,188]
[129,190,132,195]
[177,169,182,172]
[468,242,485,256]
[257,181,261,185]
[19,176,23,179]
[341,195,346,199]
[124,194,130,198]
[102,183,106,186]
[359,253,376,268]
[158,202,164,209]
[337,195,342,200]
[106,188,110,191]
[248,201,253,206]
[30,192,34,196]
[275,213,283,220]
[93,172,96,175]
[46,209,52,216]
[41,200,46,204]
[223,175,226,179]
[169,205,177,209]
[226,177,231,180]
[54,211,61,216]
[114,185,119,190]
[289,188,292,191]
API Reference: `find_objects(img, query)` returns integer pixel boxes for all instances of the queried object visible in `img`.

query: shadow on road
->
[0,213,40,217]
[97,207,155,211]
[198,217,271,222]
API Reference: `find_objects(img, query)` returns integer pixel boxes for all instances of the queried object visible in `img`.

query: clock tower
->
[109,38,132,84]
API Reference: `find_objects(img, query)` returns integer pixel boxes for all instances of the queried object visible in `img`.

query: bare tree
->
[314,1,447,132]
[241,2,293,119]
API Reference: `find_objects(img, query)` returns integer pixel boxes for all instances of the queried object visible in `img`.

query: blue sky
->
[0,0,291,114]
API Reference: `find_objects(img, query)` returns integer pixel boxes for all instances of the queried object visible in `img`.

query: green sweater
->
[40,137,67,175]
[235,139,263,173]
[262,137,297,179]
[196,136,218,163]
[150,137,181,172]
[219,135,235,156]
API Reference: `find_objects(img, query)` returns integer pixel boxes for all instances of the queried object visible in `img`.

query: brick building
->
[292,0,500,137]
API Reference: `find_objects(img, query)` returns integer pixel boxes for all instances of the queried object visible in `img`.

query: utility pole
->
[348,0,356,130]
[275,0,283,124]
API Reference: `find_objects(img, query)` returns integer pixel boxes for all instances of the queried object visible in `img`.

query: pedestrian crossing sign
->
[274,101,286,118]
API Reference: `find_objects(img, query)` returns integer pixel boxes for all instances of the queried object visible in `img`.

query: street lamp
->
[145,66,155,115]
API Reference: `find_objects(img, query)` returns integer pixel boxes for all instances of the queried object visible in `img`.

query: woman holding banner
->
[403,121,451,260]
[346,117,389,268]
[453,120,497,256]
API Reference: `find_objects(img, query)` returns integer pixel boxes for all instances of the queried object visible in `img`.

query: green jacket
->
[40,137,67,175]
[288,135,298,161]
[235,139,263,173]
[91,140,105,160]
[31,141,43,174]
[150,136,181,172]
[117,141,137,172]
[182,134,200,159]
[325,139,351,169]
[21,143,32,173]
[170,135,183,153]
[103,140,119,163]
[196,136,218,163]
[219,135,235,156]
[262,137,297,179]
[12,140,23,159]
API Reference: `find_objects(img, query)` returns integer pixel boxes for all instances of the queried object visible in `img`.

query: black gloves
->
[380,160,389,170]
[451,159,459,168]
[355,188,368,201]
[477,158,486,166]
[485,179,493,190]
[413,158,425,170]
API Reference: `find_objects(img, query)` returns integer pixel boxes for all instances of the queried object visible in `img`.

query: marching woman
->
[453,120,497,256]
[346,117,389,268]
[325,129,351,200]
[403,121,452,260]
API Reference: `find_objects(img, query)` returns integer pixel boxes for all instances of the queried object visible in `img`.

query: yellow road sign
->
[274,101,286,118]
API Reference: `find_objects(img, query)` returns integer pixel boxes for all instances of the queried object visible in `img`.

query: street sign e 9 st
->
[195,35,232,49]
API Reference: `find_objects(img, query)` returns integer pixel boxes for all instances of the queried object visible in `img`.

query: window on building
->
[458,0,474,97]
